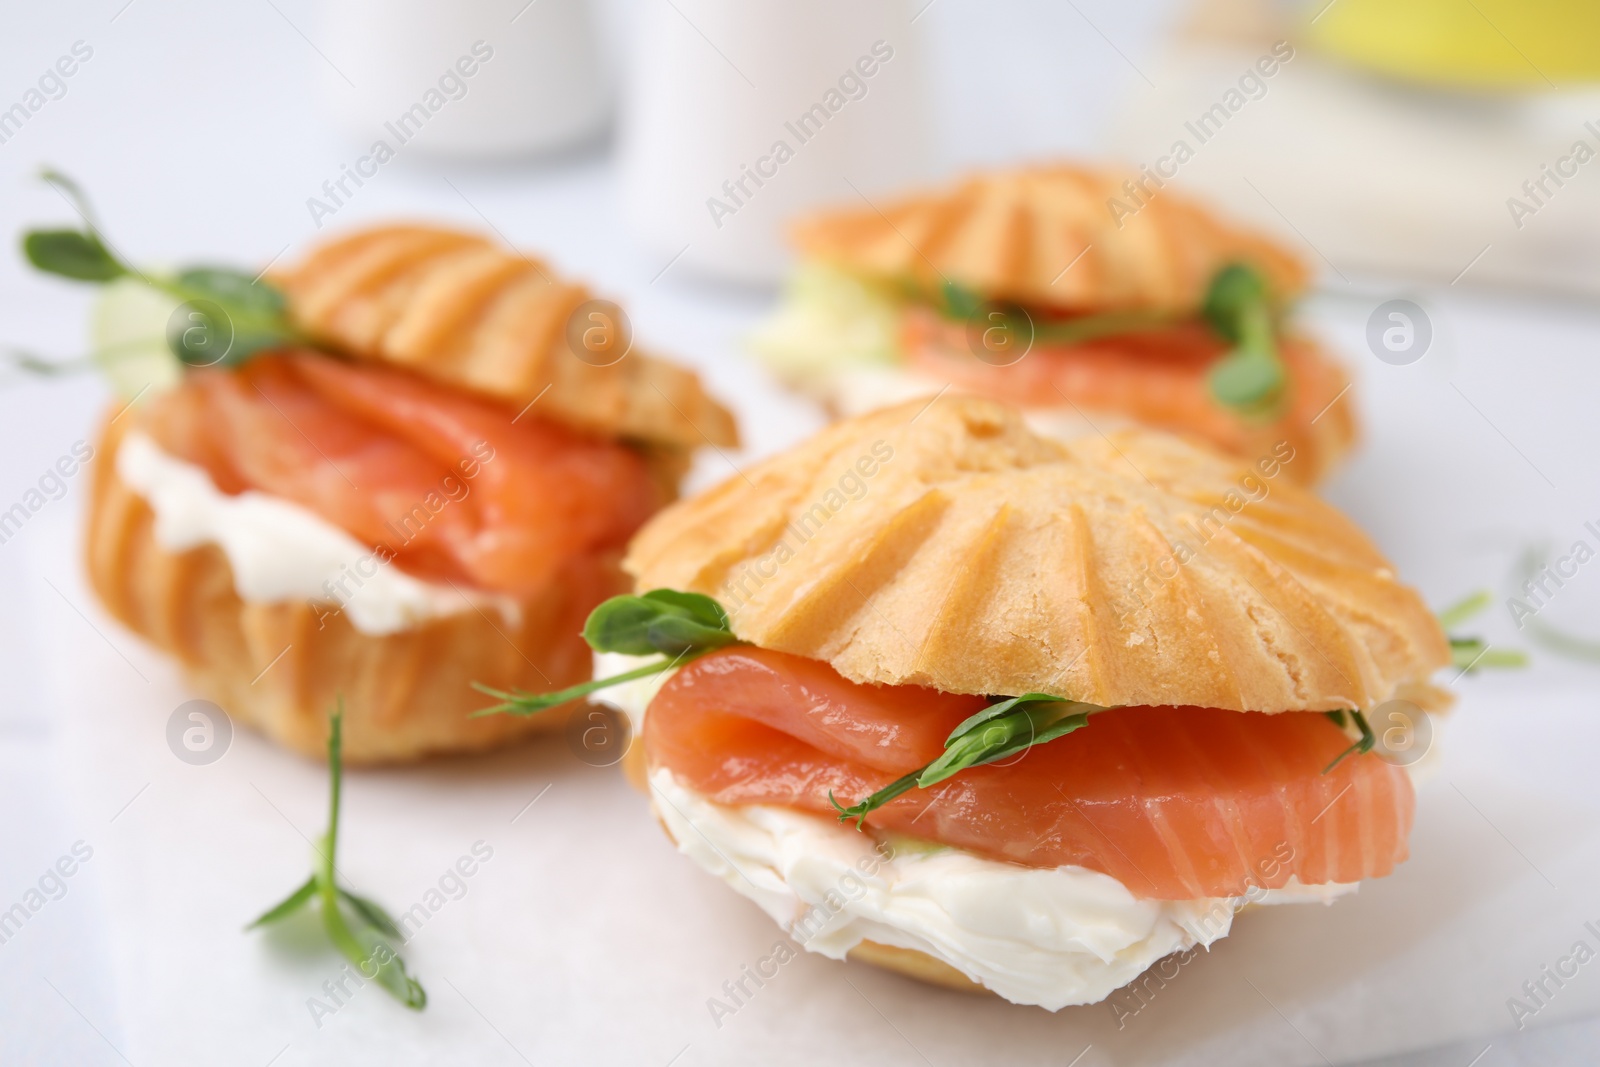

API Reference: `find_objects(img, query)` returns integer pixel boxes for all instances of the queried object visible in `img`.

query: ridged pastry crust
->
[85,415,624,763]
[275,225,738,451]
[791,164,1310,312]
[626,395,1449,712]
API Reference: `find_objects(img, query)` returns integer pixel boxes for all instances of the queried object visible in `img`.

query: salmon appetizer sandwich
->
[751,163,1356,485]
[24,195,736,761]
[486,394,1448,1008]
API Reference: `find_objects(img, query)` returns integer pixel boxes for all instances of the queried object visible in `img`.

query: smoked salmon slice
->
[901,308,1348,467]
[645,646,1414,900]
[140,350,662,596]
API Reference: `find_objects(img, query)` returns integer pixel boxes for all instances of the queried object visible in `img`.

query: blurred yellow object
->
[1306,0,1600,89]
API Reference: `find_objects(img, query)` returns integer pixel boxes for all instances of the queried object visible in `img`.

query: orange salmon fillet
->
[901,309,1349,472]
[140,351,662,597]
[646,647,1414,900]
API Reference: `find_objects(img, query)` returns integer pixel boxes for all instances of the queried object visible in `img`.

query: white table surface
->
[2,2,1598,1064]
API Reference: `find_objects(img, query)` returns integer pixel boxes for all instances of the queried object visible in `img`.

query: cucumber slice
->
[89,277,183,401]
[749,263,902,385]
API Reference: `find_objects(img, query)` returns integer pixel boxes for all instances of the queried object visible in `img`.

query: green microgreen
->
[247,699,426,1010]
[18,168,302,376]
[1438,588,1528,673]
[1201,263,1285,415]
[932,279,1177,349]
[24,169,130,281]
[1437,589,1491,631]
[582,588,736,656]
[0,348,94,380]
[1449,637,1529,672]
[923,263,1286,415]
[829,694,1103,828]
[472,589,740,717]
[1031,309,1180,346]
[937,278,986,322]
[1322,708,1375,773]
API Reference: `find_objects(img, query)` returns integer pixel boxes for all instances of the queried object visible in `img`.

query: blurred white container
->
[619,0,932,284]
[319,0,610,158]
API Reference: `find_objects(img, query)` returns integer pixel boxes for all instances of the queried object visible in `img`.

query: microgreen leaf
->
[583,589,736,657]
[158,267,298,368]
[473,590,741,718]
[245,874,317,928]
[1437,589,1492,631]
[581,598,668,657]
[175,266,287,317]
[642,588,730,627]
[338,887,404,940]
[23,229,126,282]
[321,887,427,1009]
[1201,263,1286,414]
[1201,263,1267,341]
[18,170,302,377]
[471,658,682,717]
[831,695,1104,827]
[1435,588,1526,673]
[1207,347,1284,410]
[938,279,985,322]
[248,698,425,1011]
[922,707,1080,786]
[25,168,128,281]
[1322,708,1375,773]
[941,692,1063,739]
[159,285,297,369]
[922,698,1094,785]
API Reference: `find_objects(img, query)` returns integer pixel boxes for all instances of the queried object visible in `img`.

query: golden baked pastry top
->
[791,164,1310,313]
[275,225,738,451]
[626,395,1448,712]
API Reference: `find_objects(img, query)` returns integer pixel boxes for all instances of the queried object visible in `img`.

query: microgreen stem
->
[471,589,741,718]
[830,696,1103,828]
[1322,709,1375,773]
[1437,590,1492,630]
[472,656,691,718]
[1030,309,1178,345]
[246,698,424,1010]
[320,701,343,891]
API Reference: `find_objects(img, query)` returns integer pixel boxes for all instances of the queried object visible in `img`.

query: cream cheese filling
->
[596,652,1360,1009]
[651,766,1247,1010]
[116,430,519,636]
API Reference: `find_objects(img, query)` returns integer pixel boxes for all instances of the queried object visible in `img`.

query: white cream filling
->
[116,431,518,636]
[599,652,1358,1009]
[652,766,1245,1010]
[593,650,677,735]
